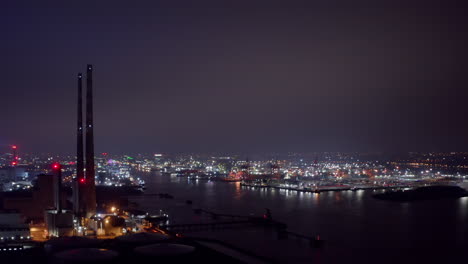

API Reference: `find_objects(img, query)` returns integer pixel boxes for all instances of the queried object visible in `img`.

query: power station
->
[43,64,98,236]
[74,72,84,217]
[75,64,97,220]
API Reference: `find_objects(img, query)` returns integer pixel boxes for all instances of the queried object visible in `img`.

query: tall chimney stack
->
[75,73,85,215]
[85,64,97,217]
[52,163,62,213]
[11,145,18,166]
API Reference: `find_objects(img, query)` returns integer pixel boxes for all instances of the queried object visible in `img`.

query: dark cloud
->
[1,0,468,154]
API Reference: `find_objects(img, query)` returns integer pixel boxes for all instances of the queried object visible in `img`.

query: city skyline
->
[3,2,468,263]
[2,1,468,154]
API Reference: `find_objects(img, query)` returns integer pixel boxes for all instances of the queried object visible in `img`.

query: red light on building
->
[102,152,108,156]
[80,178,85,183]
[52,163,61,170]
[11,161,17,166]
[12,145,17,149]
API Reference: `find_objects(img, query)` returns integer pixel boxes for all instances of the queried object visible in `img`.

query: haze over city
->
[2,0,468,154]
[4,1,468,264]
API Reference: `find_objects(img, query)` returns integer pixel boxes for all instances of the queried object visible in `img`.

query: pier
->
[159,220,254,232]
[156,209,322,248]
[240,182,410,193]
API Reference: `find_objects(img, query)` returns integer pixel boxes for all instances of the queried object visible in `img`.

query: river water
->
[130,172,468,263]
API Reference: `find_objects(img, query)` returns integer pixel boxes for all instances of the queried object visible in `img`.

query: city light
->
[1,2,467,262]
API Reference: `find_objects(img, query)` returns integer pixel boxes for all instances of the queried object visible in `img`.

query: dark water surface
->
[130,173,468,263]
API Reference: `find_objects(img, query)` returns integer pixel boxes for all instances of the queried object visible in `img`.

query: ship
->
[373,185,468,202]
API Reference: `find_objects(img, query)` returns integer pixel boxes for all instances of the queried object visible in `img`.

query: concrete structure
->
[45,164,73,237]
[75,73,85,216]
[2,174,66,222]
[73,64,98,220]
[0,211,30,241]
[85,64,96,218]
[89,215,125,237]
[45,210,74,237]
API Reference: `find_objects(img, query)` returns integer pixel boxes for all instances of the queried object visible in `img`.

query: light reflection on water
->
[312,193,320,205]
[356,190,364,201]
[134,172,468,260]
[459,196,468,220]
[334,192,342,202]
[233,182,241,200]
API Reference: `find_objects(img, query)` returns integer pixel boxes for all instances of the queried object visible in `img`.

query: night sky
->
[2,1,468,154]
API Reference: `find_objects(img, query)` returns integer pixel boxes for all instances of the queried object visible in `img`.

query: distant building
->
[45,210,74,237]
[2,181,33,192]
[89,215,125,237]
[0,211,30,241]
[1,174,67,222]
[0,167,28,183]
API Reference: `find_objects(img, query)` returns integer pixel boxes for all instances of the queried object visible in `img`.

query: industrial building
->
[0,211,30,241]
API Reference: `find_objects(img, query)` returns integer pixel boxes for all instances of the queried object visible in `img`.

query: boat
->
[373,185,468,202]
